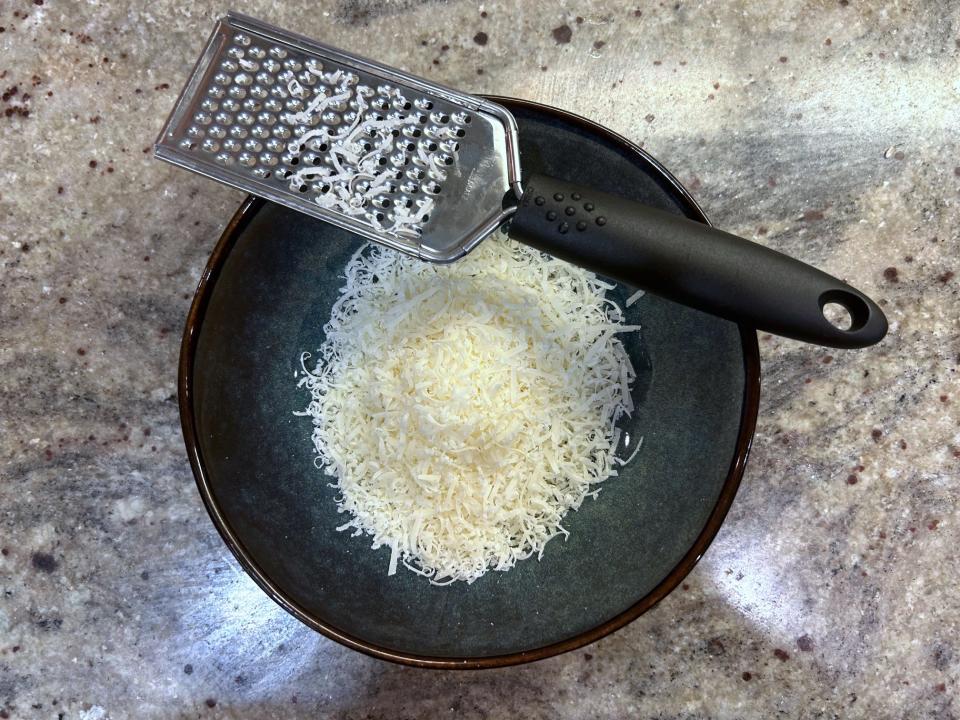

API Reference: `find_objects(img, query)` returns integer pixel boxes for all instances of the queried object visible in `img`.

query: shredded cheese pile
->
[297,238,641,584]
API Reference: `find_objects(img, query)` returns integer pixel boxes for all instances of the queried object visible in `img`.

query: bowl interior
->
[186,99,757,664]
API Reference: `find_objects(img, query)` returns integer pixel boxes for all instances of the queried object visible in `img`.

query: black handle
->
[509,173,887,349]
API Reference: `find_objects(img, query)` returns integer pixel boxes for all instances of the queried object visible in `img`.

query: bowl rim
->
[178,96,762,669]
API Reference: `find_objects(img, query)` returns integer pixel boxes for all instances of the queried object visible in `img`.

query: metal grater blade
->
[156,12,522,262]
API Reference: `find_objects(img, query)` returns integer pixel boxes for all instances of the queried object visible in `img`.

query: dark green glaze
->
[183,99,760,666]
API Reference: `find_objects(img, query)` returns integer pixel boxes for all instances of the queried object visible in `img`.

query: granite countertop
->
[2,0,958,717]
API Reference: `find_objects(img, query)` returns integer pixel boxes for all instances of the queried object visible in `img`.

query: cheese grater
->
[156,12,887,349]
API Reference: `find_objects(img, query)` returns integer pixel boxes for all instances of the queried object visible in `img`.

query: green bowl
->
[180,97,760,668]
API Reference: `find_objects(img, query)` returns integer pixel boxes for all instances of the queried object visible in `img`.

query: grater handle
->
[509,173,887,349]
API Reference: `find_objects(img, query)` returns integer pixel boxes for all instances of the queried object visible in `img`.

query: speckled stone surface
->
[1,0,958,718]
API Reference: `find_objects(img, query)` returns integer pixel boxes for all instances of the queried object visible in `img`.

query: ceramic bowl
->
[179,97,760,668]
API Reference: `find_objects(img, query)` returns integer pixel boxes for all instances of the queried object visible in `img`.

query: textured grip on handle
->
[510,173,887,349]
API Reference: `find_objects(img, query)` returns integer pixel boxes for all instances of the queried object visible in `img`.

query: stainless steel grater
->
[156,12,521,263]
[157,12,888,349]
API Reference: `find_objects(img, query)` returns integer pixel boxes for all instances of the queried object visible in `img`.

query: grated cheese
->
[296,238,642,584]
[283,74,431,239]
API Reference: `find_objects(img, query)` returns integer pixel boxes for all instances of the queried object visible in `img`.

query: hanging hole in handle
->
[819,289,869,332]
[822,302,852,330]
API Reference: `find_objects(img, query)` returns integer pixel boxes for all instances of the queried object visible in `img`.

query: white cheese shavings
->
[283,76,429,238]
[297,238,642,584]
